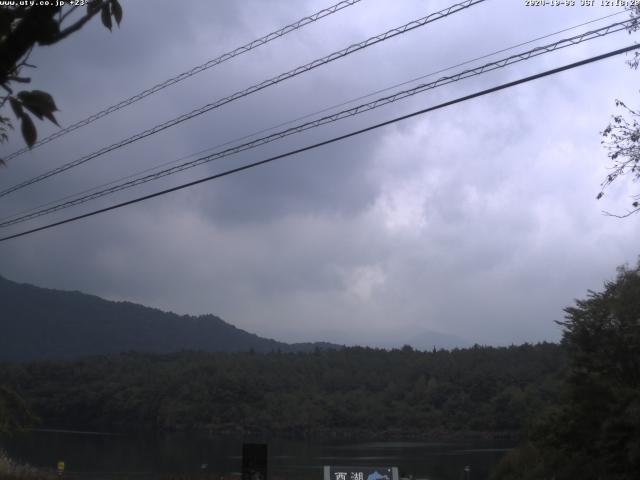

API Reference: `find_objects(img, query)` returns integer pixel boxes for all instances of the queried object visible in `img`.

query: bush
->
[0,450,55,480]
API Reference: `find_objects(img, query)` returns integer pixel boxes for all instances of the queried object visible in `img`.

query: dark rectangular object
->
[242,443,267,480]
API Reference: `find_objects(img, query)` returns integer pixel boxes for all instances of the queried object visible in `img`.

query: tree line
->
[0,342,564,438]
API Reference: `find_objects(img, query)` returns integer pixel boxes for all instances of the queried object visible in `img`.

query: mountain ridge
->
[0,275,339,361]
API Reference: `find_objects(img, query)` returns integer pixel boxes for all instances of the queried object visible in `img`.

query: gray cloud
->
[1,0,638,347]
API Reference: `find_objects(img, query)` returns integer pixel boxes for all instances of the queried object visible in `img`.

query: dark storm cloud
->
[1,0,639,346]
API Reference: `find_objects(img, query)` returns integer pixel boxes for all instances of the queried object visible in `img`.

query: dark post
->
[242,443,268,480]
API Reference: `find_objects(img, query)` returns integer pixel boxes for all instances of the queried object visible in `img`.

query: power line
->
[1,43,637,244]
[3,8,622,225]
[0,17,633,228]
[0,0,486,199]
[1,0,364,163]
[6,8,623,225]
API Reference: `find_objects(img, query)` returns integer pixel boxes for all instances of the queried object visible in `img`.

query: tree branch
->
[602,206,640,218]
[58,5,80,25]
[46,2,105,44]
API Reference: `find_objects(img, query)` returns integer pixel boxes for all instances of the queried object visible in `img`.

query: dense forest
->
[0,343,563,438]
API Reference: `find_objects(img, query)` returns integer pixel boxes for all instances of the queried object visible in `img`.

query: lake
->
[0,431,513,480]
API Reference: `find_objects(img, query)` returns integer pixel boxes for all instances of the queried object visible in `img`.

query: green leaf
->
[110,0,123,26]
[101,4,112,30]
[16,90,59,126]
[20,113,37,148]
[17,90,58,111]
[42,111,60,127]
[9,97,23,119]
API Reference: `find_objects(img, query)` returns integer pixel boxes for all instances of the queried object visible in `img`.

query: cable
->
[1,43,637,244]
[1,0,364,162]
[0,0,486,199]
[2,8,623,225]
[0,17,633,228]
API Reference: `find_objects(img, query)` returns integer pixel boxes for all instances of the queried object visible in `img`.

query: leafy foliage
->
[493,260,640,480]
[0,450,55,480]
[489,443,548,480]
[598,7,640,216]
[600,100,640,217]
[0,0,123,160]
[0,386,35,435]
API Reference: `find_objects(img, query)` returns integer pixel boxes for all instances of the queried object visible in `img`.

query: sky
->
[0,0,639,348]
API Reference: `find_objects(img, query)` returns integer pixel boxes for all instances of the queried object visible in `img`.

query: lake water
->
[0,431,513,480]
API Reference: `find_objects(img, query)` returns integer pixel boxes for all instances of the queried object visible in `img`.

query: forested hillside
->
[0,275,337,360]
[0,344,564,437]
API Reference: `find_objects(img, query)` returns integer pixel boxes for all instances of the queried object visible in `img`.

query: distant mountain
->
[401,330,470,351]
[0,275,340,361]
[364,330,469,352]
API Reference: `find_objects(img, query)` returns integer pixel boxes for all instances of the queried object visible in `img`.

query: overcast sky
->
[0,0,638,347]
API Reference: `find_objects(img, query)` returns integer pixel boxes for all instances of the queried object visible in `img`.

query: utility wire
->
[0,17,633,228]
[0,0,486,199]
[1,43,637,244]
[1,0,364,163]
[2,8,622,225]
